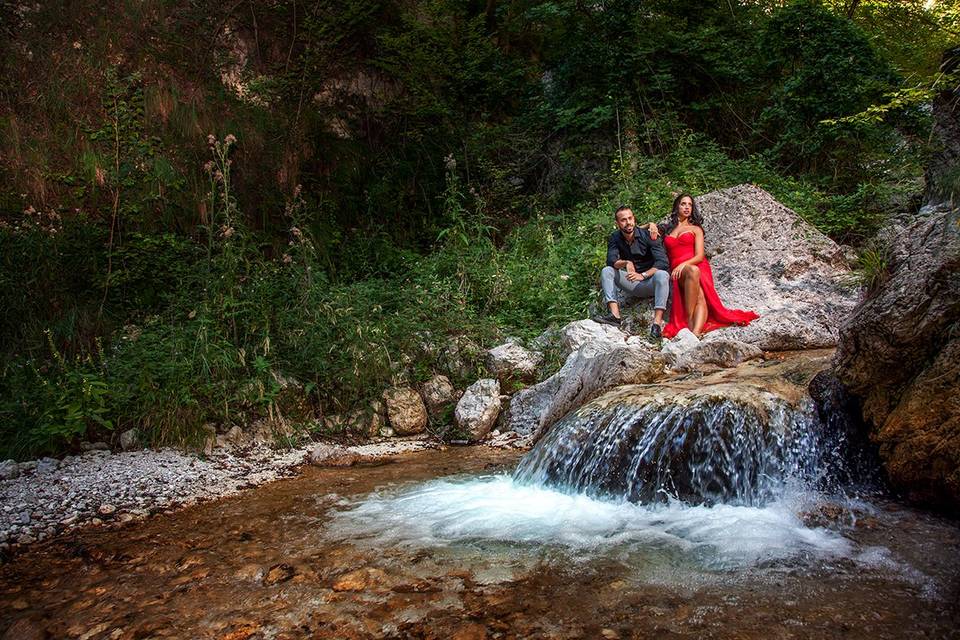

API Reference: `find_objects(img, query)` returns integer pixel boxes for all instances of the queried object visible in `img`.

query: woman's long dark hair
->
[665,193,703,235]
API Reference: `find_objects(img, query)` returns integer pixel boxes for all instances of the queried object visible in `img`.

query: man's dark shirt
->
[606,228,669,272]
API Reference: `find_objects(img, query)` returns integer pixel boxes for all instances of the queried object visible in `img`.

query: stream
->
[1,444,958,639]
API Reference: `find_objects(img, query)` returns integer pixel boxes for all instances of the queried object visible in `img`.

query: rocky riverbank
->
[0,438,442,555]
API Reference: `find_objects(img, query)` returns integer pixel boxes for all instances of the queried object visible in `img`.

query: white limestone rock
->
[486,342,544,381]
[454,379,502,441]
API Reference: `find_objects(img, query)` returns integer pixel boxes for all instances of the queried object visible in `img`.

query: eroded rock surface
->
[504,340,669,441]
[834,207,960,510]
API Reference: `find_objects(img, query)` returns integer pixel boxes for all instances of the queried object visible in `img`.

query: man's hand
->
[626,271,645,282]
[647,222,660,240]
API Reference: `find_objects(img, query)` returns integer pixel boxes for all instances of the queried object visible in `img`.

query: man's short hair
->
[614,205,632,218]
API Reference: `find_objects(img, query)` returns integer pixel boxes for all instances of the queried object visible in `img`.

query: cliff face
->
[833,207,960,511]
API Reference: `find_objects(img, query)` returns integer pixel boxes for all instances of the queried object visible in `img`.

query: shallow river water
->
[1,447,958,639]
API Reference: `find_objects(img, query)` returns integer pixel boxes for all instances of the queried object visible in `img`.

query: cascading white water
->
[323,384,878,573]
[513,393,824,506]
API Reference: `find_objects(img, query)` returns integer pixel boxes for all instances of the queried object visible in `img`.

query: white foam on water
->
[326,475,854,570]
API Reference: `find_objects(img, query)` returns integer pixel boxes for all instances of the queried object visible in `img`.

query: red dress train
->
[662,232,759,339]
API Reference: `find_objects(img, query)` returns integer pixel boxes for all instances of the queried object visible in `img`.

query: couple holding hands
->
[595,194,758,340]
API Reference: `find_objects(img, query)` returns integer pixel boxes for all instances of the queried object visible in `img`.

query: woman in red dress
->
[660,194,759,339]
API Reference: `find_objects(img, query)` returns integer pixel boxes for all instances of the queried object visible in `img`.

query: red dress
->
[662,232,759,339]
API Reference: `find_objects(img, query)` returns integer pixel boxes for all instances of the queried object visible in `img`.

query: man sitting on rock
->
[594,205,669,339]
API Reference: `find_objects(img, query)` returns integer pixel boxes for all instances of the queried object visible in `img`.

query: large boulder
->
[504,338,669,441]
[558,320,627,358]
[833,206,960,510]
[420,375,460,417]
[485,342,543,381]
[454,379,502,441]
[382,387,428,435]
[686,184,856,350]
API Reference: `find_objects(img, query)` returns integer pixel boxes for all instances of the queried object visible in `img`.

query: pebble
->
[0,438,435,552]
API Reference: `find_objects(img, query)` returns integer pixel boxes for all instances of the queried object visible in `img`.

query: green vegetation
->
[0,0,957,458]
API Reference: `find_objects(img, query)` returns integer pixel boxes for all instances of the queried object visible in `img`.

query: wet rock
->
[518,354,827,504]
[485,342,543,381]
[454,379,502,441]
[686,338,763,368]
[332,567,389,592]
[0,460,19,480]
[98,504,116,516]
[834,205,960,510]
[452,624,489,640]
[1,618,44,640]
[234,564,264,581]
[308,444,359,467]
[505,340,669,440]
[383,387,428,435]
[263,563,295,585]
[120,428,140,451]
[421,375,460,417]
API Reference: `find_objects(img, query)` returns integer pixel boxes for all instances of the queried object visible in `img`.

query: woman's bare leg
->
[691,289,708,336]
[681,266,701,328]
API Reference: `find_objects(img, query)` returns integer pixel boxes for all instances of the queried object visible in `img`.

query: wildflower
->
[221,225,234,238]
[72,41,81,50]
[207,133,216,146]
[293,184,302,198]
[560,274,570,281]
[282,253,293,264]
[290,226,302,240]
[444,154,456,171]
[24,205,36,215]
[95,167,106,186]
[203,160,214,173]
[213,170,224,182]
[224,134,237,145]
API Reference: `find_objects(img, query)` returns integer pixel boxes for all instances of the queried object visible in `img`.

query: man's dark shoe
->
[649,323,662,340]
[593,313,621,327]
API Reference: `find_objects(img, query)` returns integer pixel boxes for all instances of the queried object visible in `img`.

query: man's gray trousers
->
[600,266,669,309]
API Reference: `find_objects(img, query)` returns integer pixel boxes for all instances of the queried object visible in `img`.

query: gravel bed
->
[0,438,437,555]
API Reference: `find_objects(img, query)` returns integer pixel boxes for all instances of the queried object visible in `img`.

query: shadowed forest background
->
[1,0,957,460]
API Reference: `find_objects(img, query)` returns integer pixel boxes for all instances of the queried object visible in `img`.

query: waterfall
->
[514,388,825,507]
